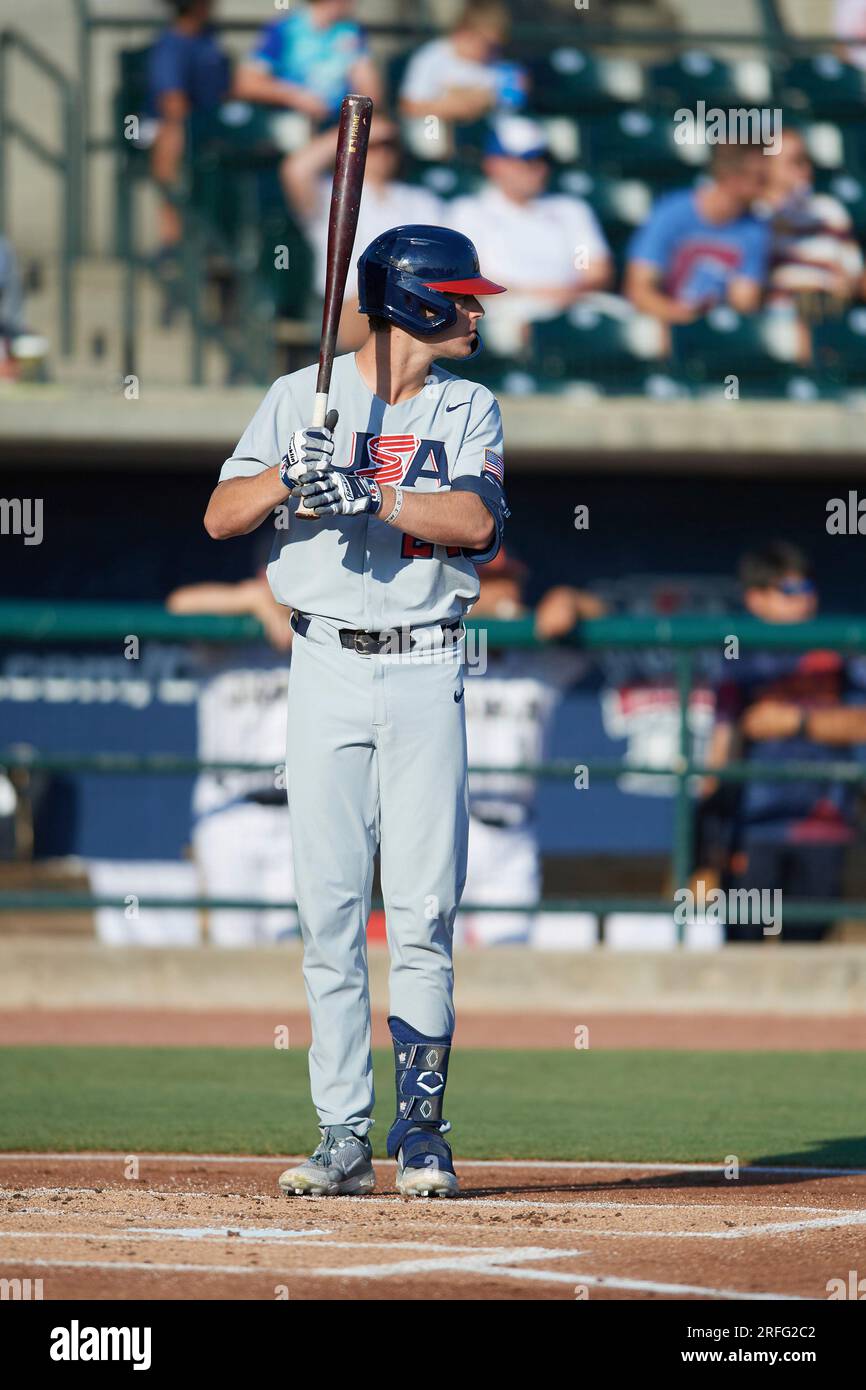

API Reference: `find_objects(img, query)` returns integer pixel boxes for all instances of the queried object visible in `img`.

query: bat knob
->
[324,408,339,432]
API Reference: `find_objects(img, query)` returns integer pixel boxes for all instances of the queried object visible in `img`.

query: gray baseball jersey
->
[220,352,506,629]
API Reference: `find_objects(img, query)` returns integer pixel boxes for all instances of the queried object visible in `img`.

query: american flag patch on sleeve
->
[483,448,505,483]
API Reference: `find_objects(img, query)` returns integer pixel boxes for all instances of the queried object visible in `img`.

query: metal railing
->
[0,29,81,354]
[2,602,866,937]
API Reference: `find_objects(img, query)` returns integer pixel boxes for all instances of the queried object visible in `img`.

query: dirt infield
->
[3,1008,866,1048]
[1,1154,864,1301]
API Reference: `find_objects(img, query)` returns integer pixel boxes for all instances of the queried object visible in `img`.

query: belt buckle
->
[354,630,378,656]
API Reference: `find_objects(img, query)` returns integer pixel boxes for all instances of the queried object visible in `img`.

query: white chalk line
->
[1,1252,809,1300]
[0,1228,821,1301]
[2,1152,865,1177]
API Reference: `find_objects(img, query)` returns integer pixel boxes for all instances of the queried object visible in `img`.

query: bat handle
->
[295,401,339,521]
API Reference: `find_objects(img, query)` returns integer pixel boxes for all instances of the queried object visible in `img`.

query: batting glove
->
[280,426,335,491]
[292,468,382,518]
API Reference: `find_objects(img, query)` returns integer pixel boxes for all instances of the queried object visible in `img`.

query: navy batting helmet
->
[357,225,506,348]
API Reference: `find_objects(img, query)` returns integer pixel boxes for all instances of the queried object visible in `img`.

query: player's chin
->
[447,333,479,358]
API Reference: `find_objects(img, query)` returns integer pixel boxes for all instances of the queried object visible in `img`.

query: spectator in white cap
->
[448,115,613,354]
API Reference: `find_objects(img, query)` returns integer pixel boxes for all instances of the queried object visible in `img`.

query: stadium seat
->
[814,170,866,237]
[447,352,543,394]
[526,47,644,115]
[403,159,483,200]
[648,50,772,111]
[578,110,709,185]
[779,54,866,119]
[802,119,858,174]
[813,306,866,387]
[550,169,652,267]
[671,307,805,394]
[530,299,667,395]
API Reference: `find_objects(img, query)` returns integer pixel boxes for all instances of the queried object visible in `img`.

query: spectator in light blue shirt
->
[625,144,771,337]
[234,0,381,125]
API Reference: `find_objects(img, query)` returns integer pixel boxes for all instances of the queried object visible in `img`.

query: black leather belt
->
[292,611,460,655]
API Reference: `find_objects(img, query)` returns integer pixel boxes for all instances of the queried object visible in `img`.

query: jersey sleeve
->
[148,34,187,100]
[219,379,296,482]
[449,394,509,565]
[626,193,680,270]
[248,20,283,72]
[399,43,441,102]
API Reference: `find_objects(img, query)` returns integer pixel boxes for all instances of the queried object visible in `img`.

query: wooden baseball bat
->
[296,93,373,520]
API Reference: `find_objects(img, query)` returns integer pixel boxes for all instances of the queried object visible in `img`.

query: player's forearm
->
[205,469,288,540]
[377,485,493,549]
[804,707,866,745]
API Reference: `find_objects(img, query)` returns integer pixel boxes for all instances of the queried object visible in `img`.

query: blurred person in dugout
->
[282,116,444,350]
[459,548,605,946]
[165,566,298,947]
[399,0,529,137]
[759,126,863,361]
[233,0,381,126]
[448,115,614,355]
[625,144,771,350]
[147,0,231,264]
[702,542,866,943]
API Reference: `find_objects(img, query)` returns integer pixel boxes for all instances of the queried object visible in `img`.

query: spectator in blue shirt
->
[234,0,381,125]
[704,542,866,941]
[625,145,770,339]
[147,0,230,255]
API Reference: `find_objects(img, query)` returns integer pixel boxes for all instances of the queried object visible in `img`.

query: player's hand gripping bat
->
[295,93,373,520]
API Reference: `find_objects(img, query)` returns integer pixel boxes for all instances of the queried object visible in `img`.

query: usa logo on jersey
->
[347,432,450,487]
[483,448,505,483]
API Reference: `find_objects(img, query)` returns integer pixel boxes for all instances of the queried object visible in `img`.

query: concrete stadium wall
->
[3,937,866,1012]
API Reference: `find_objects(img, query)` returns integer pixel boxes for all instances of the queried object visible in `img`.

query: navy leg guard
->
[386,1016,452,1161]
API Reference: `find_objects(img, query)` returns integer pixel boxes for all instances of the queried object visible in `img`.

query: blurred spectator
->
[399,0,528,126]
[282,116,443,349]
[147,0,231,256]
[0,237,47,381]
[625,145,770,337]
[459,548,605,946]
[705,541,866,943]
[234,0,381,125]
[0,236,25,341]
[761,127,863,326]
[449,116,613,354]
[166,574,297,947]
[834,0,866,70]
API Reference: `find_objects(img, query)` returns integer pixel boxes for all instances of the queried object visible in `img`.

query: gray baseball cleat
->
[278,1126,376,1196]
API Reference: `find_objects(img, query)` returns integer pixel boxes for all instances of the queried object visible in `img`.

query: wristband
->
[382,485,404,525]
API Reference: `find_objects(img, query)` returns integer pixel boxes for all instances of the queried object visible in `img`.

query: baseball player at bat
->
[204,225,508,1198]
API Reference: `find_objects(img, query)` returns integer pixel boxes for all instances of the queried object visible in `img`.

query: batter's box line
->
[308,1247,809,1300]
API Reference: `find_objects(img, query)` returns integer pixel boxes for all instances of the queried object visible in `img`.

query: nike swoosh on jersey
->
[445,402,470,412]
[454,688,465,702]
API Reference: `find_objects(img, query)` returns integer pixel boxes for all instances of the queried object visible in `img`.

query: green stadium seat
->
[814,171,866,236]
[649,50,772,111]
[403,159,484,200]
[530,300,667,394]
[578,110,709,185]
[526,48,644,115]
[813,306,866,387]
[671,308,803,393]
[803,119,863,175]
[447,352,543,394]
[550,169,652,264]
[779,54,866,119]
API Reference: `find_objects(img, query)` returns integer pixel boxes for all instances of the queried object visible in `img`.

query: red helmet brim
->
[422,276,507,296]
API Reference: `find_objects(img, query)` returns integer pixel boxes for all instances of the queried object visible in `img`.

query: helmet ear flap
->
[358,266,458,337]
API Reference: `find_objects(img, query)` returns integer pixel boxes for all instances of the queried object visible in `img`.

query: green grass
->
[0,1048,864,1166]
